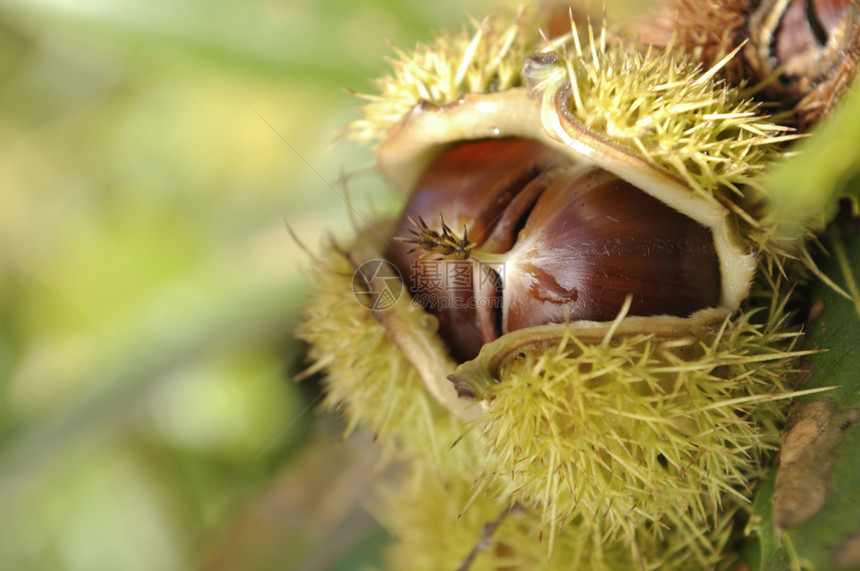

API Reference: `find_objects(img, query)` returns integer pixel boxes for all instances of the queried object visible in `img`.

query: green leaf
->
[763,86,860,239]
[746,224,860,571]
[745,472,790,571]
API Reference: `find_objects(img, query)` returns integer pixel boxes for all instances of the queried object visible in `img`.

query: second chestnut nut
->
[637,0,860,128]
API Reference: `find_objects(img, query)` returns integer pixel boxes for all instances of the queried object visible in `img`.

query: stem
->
[397,214,508,266]
[456,504,517,571]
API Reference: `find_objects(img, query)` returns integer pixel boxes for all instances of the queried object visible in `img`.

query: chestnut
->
[388,138,563,361]
[390,138,721,361]
[299,8,818,567]
[497,163,721,331]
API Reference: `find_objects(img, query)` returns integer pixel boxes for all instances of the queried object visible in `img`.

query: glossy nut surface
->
[502,166,720,332]
[389,138,721,361]
[388,138,562,361]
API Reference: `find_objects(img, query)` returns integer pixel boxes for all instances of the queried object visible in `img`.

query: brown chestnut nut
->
[390,138,721,362]
[748,0,860,127]
[298,17,812,565]
[388,138,563,361]
[499,165,720,332]
[636,0,860,128]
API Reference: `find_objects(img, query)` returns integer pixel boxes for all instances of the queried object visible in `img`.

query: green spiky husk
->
[378,454,739,570]
[459,276,804,542]
[295,243,480,468]
[297,235,808,565]
[304,6,822,567]
[346,6,549,143]
[527,25,797,198]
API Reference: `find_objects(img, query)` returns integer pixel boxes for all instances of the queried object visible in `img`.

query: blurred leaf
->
[763,85,860,239]
[0,271,306,457]
[746,223,860,571]
[1,0,497,84]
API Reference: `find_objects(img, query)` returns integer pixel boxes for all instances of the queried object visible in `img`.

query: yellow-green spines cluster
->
[296,243,474,466]
[460,281,804,543]
[380,459,739,570]
[528,26,797,196]
[346,7,546,143]
[301,6,825,569]
[299,238,808,565]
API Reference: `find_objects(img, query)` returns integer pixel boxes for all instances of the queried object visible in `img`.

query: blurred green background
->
[0,1,643,569]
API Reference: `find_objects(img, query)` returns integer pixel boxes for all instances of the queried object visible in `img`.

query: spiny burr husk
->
[523,25,797,199]
[448,271,811,541]
[298,229,819,558]
[345,5,551,144]
[295,228,482,466]
[298,4,827,568]
[378,458,740,570]
[631,0,753,84]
